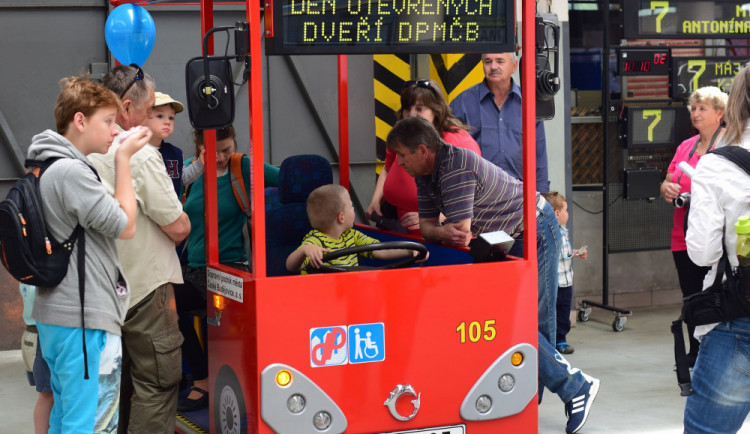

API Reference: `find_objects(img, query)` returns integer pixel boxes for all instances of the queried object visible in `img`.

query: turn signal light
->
[213,294,225,311]
[276,369,293,387]
[510,351,524,366]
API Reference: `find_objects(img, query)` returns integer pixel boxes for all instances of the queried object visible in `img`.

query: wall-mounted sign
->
[264,0,515,54]
[619,49,670,76]
[670,57,750,100]
[624,1,750,39]
[626,106,691,148]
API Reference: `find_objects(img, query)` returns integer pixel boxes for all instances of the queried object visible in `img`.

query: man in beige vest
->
[89,64,191,433]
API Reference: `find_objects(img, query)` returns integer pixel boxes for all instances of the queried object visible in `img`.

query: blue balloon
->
[104,4,156,66]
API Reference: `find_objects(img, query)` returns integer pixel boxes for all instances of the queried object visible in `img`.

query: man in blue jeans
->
[387,117,599,434]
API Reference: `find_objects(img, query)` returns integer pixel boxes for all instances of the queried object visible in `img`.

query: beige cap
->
[153,92,184,114]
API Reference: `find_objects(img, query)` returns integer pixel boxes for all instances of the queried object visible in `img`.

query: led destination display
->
[265,0,515,54]
[671,56,750,100]
[624,1,750,39]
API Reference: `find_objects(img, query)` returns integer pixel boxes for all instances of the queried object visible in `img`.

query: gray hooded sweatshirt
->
[28,130,129,336]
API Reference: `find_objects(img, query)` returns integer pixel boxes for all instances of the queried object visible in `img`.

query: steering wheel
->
[305,241,428,274]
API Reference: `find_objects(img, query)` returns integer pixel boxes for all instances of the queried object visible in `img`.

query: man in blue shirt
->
[450,52,550,193]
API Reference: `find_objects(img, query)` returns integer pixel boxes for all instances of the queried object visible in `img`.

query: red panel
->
[520,0,537,263]
[203,1,540,432]
[207,265,258,433]
[338,55,349,190]
[208,259,538,433]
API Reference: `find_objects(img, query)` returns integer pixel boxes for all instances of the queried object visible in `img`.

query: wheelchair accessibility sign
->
[349,323,385,364]
[310,323,384,367]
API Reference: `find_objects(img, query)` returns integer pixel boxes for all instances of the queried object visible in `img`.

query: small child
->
[143,92,185,198]
[20,283,53,434]
[286,184,425,273]
[543,191,588,354]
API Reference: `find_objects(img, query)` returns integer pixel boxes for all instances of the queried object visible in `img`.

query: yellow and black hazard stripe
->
[373,54,410,169]
[175,412,209,434]
[372,53,482,173]
[429,53,484,103]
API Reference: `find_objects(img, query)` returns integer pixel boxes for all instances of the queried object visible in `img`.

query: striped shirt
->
[558,226,574,287]
[416,143,524,236]
[300,228,379,273]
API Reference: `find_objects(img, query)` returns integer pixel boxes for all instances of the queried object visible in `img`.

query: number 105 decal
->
[456,320,496,343]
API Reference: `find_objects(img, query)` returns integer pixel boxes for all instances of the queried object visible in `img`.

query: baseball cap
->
[153,92,184,114]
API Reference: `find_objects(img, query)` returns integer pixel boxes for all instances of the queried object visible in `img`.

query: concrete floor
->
[2,304,749,433]
[539,304,750,433]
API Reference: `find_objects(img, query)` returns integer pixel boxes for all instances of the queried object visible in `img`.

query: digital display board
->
[265,0,515,54]
[626,106,691,148]
[623,0,750,39]
[670,57,750,100]
[619,49,670,76]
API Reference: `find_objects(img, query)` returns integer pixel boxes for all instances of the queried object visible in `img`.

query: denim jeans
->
[538,331,587,403]
[507,201,561,346]
[684,318,750,433]
[508,201,582,402]
[537,201,562,346]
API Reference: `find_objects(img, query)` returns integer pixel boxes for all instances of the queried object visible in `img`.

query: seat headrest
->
[278,155,333,203]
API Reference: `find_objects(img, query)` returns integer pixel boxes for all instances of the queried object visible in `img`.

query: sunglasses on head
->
[119,64,144,99]
[404,79,438,98]
[405,79,433,89]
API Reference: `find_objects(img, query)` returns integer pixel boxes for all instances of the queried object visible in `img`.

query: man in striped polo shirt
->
[386,117,598,434]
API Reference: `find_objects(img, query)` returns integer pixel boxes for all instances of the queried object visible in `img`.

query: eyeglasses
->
[119,64,144,99]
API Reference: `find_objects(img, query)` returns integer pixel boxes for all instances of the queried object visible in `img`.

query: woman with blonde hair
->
[659,86,727,367]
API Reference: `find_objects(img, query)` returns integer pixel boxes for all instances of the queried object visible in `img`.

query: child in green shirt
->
[286,184,423,273]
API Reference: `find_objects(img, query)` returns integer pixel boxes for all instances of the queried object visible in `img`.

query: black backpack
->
[0,158,83,286]
[0,158,93,379]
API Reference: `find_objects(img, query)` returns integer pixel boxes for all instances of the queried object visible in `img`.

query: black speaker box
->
[185,57,235,130]
[624,167,661,200]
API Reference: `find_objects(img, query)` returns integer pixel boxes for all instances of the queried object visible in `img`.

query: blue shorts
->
[38,323,122,433]
[32,336,52,393]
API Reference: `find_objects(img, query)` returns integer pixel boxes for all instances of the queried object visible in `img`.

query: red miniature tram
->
[114,0,544,432]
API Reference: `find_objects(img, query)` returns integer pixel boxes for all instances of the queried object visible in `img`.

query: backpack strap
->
[708,146,750,177]
[76,227,89,379]
[670,318,693,396]
[229,153,251,216]
[181,154,249,213]
[30,157,93,379]
[672,247,729,396]
[228,153,252,268]
[26,157,60,175]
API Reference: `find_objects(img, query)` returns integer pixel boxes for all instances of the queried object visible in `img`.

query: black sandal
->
[177,386,209,412]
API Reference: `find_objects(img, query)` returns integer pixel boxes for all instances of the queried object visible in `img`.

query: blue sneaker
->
[565,374,599,433]
[556,342,575,354]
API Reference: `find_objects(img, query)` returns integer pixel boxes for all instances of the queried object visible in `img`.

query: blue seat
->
[264,186,280,211]
[266,155,333,276]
